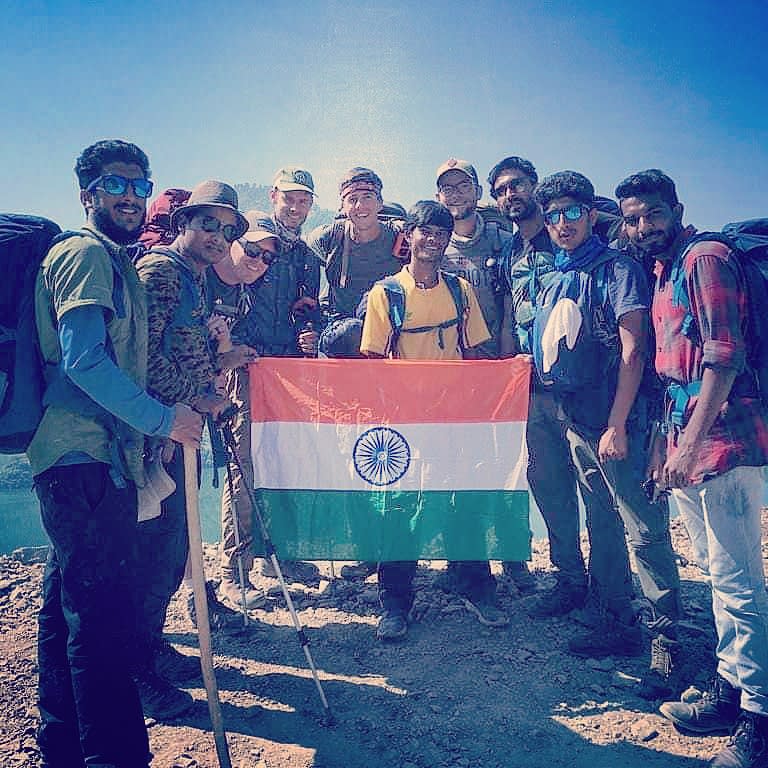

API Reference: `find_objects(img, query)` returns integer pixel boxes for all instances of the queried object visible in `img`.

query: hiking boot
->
[528,580,586,618]
[339,562,377,580]
[462,596,510,628]
[502,561,537,596]
[135,670,194,720]
[154,639,200,683]
[660,674,740,734]
[638,634,678,700]
[709,710,768,767]
[568,616,643,658]
[187,580,243,632]
[376,610,408,641]
[433,568,460,594]
[220,575,266,609]
[262,559,321,586]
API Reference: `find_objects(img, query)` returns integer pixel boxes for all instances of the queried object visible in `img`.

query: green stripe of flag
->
[250,489,532,561]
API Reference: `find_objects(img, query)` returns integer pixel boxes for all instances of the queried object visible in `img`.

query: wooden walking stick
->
[183,444,232,768]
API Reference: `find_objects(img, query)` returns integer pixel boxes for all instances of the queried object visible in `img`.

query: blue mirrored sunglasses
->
[86,174,154,199]
[544,204,588,226]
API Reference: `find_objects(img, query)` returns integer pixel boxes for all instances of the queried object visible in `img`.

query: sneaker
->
[154,639,200,683]
[709,710,768,768]
[262,559,321,586]
[528,580,586,618]
[340,562,377,580]
[376,610,408,641]
[502,561,537,597]
[638,634,678,700]
[659,674,740,734]
[462,596,510,628]
[135,670,194,720]
[568,616,643,658]
[187,580,243,632]
[220,575,267,609]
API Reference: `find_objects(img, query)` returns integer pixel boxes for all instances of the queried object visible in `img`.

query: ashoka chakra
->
[353,427,411,486]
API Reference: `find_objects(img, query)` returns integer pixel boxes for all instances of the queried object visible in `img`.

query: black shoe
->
[135,670,194,720]
[568,616,643,658]
[638,634,679,700]
[376,610,408,641]
[154,639,200,683]
[660,674,740,734]
[187,580,243,632]
[709,710,768,767]
[503,561,537,597]
[528,580,586,618]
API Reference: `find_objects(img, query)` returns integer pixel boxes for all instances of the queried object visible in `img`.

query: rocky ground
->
[2,516,762,768]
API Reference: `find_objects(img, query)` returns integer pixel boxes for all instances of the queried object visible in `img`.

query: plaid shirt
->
[652,226,768,482]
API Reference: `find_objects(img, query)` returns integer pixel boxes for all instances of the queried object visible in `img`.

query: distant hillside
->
[234,183,335,232]
[0,455,32,490]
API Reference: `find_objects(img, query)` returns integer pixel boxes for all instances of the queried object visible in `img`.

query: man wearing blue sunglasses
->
[30,140,203,768]
[532,171,680,692]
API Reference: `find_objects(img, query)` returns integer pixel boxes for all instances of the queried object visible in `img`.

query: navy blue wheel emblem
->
[353,427,411,486]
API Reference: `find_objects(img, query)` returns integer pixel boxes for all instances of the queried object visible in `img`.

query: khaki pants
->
[219,367,255,578]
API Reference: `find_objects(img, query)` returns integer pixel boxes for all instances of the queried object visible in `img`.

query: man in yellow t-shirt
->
[361,200,509,641]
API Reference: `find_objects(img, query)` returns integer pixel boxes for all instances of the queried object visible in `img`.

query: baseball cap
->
[435,158,479,187]
[241,210,281,243]
[272,167,315,195]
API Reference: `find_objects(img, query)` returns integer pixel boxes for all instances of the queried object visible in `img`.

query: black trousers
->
[35,462,150,768]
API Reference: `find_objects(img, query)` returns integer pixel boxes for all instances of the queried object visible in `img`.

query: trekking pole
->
[183,444,233,767]
[216,406,335,725]
[222,455,249,626]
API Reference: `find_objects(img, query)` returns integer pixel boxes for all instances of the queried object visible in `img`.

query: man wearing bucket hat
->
[133,180,251,718]
[207,211,283,604]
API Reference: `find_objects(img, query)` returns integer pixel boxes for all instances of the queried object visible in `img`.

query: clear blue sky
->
[2,0,766,230]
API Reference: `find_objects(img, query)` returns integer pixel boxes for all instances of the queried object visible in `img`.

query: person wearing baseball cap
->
[435,158,540,613]
[222,171,321,587]
[207,210,290,603]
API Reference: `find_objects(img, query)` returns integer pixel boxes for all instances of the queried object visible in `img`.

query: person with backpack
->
[307,167,404,581]
[222,167,322,587]
[360,200,505,640]
[308,167,403,320]
[617,170,768,768]
[132,180,253,719]
[434,157,536,599]
[532,171,681,683]
[488,155,587,618]
[29,139,203,768]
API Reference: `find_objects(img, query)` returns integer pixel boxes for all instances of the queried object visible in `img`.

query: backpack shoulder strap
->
[377,276,406,356]
[440,271,468,353]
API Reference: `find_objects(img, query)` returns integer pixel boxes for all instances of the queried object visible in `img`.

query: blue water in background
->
[0,465,223,555]
[0,471,553,556]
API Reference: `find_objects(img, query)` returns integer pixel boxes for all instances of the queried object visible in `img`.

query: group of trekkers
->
[25,138,768,768]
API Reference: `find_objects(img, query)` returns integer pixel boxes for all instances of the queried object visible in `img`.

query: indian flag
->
[249,358,532,561]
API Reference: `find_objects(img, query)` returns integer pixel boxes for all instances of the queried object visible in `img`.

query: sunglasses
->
[240,239,277,264]
[543,204,589,226]
[188,215,241,243]
[87,174,154,199]
[491,178,530,199]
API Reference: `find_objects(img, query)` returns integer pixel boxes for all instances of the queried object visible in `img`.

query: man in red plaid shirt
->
[617,169,768,768]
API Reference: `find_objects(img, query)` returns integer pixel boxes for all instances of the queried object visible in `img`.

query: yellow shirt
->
[360,266,490,360]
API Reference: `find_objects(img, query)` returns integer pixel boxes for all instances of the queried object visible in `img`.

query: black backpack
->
[0,214,62,453]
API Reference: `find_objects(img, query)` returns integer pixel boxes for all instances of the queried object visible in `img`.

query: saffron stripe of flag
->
[249,358,532,561]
